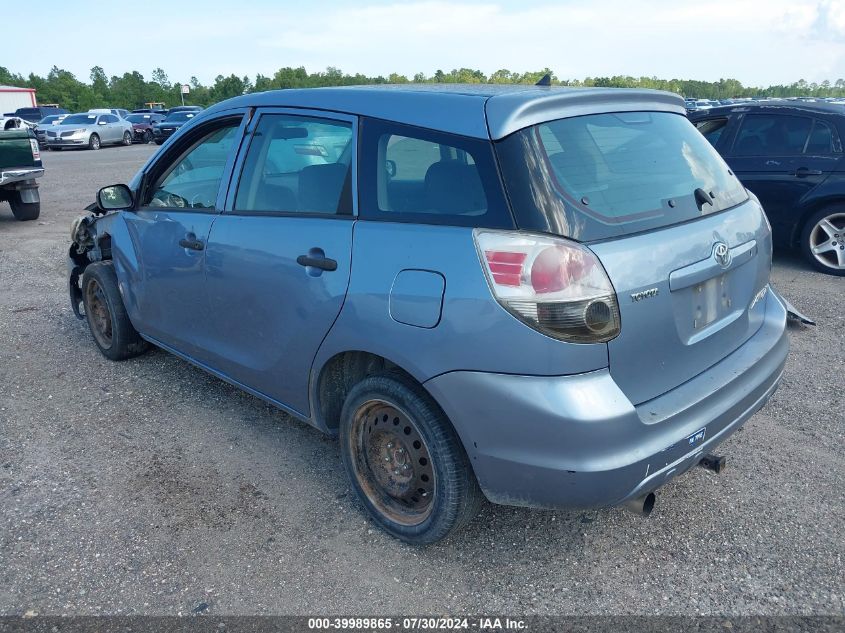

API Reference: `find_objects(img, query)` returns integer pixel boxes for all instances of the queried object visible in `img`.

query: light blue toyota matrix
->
[68,85,789,544]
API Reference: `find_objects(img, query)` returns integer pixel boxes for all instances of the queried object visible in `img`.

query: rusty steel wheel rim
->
[85,278,113,349]
[349,400,436,526]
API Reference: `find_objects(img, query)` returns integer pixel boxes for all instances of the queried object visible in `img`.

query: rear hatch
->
[495,109,772,405]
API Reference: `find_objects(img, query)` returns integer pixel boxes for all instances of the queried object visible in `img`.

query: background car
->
[33,114,68,146]
[152,110,197,144]
[45,112,133,150]
[125,112,165,143]
[13,106,69,123]
[88,108,130,119]
[690,101,845,275]
[166,105,203,114]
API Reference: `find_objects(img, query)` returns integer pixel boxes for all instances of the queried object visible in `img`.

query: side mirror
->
[385,159,397,178]
[97,184,134,211]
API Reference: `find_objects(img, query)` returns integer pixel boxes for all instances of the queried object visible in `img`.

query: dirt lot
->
[1,144,843,616]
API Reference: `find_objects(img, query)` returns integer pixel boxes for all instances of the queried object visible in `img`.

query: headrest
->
[424,161,486,214]
[299,163,349,213]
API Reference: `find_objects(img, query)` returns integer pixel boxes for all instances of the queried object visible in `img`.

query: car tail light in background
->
[29,138,40,161]
[474,230,621,343]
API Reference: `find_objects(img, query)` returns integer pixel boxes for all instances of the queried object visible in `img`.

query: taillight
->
[474,230,621,343]
[30,138,40,161]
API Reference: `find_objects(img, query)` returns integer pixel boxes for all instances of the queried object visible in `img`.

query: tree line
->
[2,65,844,112]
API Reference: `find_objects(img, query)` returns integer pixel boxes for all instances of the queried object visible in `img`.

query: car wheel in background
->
[8,190,40,221]
[154,139,164,145]
[339,372,484,545]
[801,206,845,276]
[143,129,153,143]
[122,131,132,146]
[88,134,100,150]
[81,262,149,360]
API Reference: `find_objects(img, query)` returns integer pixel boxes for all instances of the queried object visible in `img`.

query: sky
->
[3,0,844,87]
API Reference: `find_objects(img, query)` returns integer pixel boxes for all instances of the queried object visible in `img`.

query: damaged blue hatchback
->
[69,85,788,544]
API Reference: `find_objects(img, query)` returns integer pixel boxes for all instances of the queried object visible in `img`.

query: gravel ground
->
[0,144,843,616]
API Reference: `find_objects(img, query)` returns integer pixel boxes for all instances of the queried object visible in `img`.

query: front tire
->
[339,372,483,545]
[143,129,153,144]
[81,261,149,360]
[9,190,40,221]
[88,134,100,150]
[122,131,132,146]
[800,206,845,276]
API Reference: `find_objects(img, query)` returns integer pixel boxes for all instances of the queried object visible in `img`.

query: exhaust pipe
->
[623,492,656,517]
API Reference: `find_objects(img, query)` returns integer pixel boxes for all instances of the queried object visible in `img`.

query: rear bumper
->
[424,288,788,509]
[0,168,43,187]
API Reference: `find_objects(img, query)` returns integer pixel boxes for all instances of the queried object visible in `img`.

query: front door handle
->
[793,167,823,177]
[297,254,337,271]
[179,237,204,251]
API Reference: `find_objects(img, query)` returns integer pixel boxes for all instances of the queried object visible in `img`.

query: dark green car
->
[0,127,43,220]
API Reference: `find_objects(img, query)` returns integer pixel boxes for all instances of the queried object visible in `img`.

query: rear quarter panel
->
[311,221,609,422]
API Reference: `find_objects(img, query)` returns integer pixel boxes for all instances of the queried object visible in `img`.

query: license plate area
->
[672,269,752,345]
[692,274,731,330]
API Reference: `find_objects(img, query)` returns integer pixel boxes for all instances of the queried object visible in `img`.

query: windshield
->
[60,114,98,125]
[495,111,749,241]
[39,116,59,124]
[126,114,151,123]
[165,112,194,122]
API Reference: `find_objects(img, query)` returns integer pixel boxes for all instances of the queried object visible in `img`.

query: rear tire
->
[800,206,845,276]
[9,190,40,221]
[81,261,149,360]
[339,372,483,545]
[88,134,100,150]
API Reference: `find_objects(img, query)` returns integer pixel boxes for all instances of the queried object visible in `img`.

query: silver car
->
[46,113,133,151]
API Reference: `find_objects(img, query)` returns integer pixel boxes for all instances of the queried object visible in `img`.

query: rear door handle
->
[296,254,337,271]
[793,167,823,177]
[179,237,204,251]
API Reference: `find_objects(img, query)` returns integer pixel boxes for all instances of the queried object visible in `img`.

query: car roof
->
[203,84,686,140]
[690,100,845,118]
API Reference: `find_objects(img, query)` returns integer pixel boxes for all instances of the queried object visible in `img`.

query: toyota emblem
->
[713,242,732,268]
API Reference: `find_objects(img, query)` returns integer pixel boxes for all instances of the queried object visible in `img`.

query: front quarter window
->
[144,122,240,210]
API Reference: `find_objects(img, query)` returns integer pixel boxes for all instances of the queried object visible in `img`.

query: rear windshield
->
[165,112,194,122]
[495,111,749,241]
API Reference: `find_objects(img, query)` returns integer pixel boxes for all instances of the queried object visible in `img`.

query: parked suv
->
[68,86,789,544]
[690,102,845,275]
[14,106,69,123]
[152,110,197,144]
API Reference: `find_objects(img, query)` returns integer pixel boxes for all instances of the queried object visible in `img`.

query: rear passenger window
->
[359,119,512,228]
[806,120,835,154]
[234,114,353,215]
[694,118,729,147]
[733,114,812,155]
